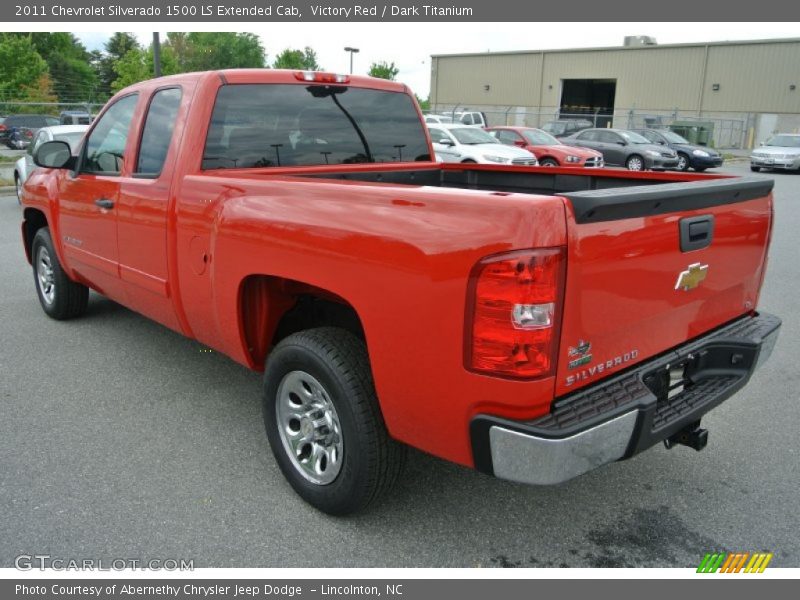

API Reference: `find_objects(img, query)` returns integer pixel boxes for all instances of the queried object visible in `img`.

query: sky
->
[72,23,800,98]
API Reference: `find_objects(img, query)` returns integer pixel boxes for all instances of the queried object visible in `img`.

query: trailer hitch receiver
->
[664,420,708,451]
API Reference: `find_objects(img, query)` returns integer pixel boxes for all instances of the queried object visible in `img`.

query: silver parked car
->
[14,124,88,204]
[750,134,800,172]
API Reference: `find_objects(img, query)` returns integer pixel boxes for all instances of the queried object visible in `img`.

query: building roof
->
[431,37,800,59]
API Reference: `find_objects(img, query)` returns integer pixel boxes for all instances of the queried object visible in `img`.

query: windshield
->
[618,130,651,144]
[203,84,431,168]
[661,131,689,144]
[765,135,800,148]
[449,127,498,145]
[54,132,85,153]
[522,129,560,146]
[542,122,566,135]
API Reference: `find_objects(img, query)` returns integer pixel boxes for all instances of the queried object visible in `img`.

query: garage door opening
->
[559,79,617,128]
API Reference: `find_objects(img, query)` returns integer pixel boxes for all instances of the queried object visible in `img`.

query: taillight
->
[294,71,350,84]
[0,124,6,132]
[466,248,566,378]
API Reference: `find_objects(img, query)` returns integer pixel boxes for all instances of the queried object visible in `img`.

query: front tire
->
[263,327,406,515]
[31,228,89,320]
[676,153,690,171]
[626,154,645,171]
[539,157,559,167]
[751,166,761,172]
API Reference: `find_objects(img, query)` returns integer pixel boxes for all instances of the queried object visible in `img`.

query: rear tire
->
[461,159,477,163]
[626,155,645,171]
[31,228,89,320]
[263,327,406,515]
[750,166,761,172]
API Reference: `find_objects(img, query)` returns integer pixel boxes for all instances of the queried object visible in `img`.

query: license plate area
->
[641,342,757,403]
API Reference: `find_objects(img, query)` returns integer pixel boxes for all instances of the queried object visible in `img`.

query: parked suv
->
[563,128,679,171]
[59,110,92,125]
[632,128,723,172]
[0,114,59,147]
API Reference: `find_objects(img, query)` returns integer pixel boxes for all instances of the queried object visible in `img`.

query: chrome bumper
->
[471,313,781,485]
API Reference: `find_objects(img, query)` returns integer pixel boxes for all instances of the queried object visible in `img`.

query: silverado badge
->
[567,339,592,370]
[675,263,708,291]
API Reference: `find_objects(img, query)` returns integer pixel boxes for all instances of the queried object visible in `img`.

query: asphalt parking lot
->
[1,161,798,569]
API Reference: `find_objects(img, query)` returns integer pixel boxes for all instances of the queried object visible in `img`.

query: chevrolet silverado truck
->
[21,70,780,515]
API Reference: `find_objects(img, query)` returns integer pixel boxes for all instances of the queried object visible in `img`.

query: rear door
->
[554,178,774,396]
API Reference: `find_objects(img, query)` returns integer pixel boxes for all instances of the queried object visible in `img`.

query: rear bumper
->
[471,312,781,485]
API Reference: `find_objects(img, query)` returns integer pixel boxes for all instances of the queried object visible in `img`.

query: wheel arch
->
[21,207,48,264]
[238,274,366,371]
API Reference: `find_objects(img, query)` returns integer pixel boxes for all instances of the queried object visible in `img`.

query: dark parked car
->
[632,128,723,172]
[0,114,59,148]
[541,119,593,139]
[562,128,679,171]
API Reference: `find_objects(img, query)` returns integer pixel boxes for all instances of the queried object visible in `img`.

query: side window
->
[578,130,597,142]
[598,131,620,144]
[640,131,657,143]
[460,114,473,125]
[497,130,521,145]
[30,131,47,155]
[82,94,138,175]
[429,128,445,142]
[135,87,182,177]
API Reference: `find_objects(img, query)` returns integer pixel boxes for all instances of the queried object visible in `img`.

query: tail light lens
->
[466,248,566,378]
[294,71,350,84]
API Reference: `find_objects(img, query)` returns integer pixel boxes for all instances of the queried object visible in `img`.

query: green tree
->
[415,94,430,110]
[24,33,99,102]
[111,45,178,93]
[182,32,266,70]
[0,34,50,104]
[98,33,140,96]
[273,47,321,70]
[368,61,400,81]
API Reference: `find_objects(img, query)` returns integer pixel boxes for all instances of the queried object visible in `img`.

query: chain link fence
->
[430,105,754,149]
[0,101,106,117]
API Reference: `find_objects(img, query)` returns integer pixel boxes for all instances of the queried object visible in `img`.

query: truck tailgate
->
[555,177,773,397]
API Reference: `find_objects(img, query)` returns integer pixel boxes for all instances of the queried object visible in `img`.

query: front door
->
[57,93,139,301]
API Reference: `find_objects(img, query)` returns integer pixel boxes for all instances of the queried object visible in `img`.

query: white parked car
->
[750,134,800,172]
[424,114,454,125]
[427,124,538,165]
[14,124,88,204]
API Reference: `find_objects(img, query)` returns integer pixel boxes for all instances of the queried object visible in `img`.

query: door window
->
[82,94,138,175]
[135,87,182,177]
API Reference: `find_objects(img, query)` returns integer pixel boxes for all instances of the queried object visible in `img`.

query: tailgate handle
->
[680,215,714,252]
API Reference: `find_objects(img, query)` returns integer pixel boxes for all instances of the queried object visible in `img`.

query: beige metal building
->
[430,37,800,148]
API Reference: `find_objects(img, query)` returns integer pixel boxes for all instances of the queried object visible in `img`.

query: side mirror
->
[657,140,666,145]
[438,138,454,146]
[514,140,526,147]
[617,140,627,146]
[33,141,74,169]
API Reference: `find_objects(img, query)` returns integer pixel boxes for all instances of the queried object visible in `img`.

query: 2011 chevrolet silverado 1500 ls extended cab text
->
[20,70,780,514]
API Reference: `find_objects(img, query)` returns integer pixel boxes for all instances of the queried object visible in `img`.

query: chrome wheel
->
[276,370,343,485]
[677,154,688,171]
[36,246,56,305]
[627,156,644,171]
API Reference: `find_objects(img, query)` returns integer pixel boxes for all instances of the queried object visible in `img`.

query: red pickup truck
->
[21,69,780,515]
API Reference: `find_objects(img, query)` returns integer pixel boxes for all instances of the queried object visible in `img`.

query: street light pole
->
[344,47,360,74]
[153,32,161,78]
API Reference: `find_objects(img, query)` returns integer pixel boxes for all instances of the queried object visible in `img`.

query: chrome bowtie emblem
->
[675,263,709,291]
